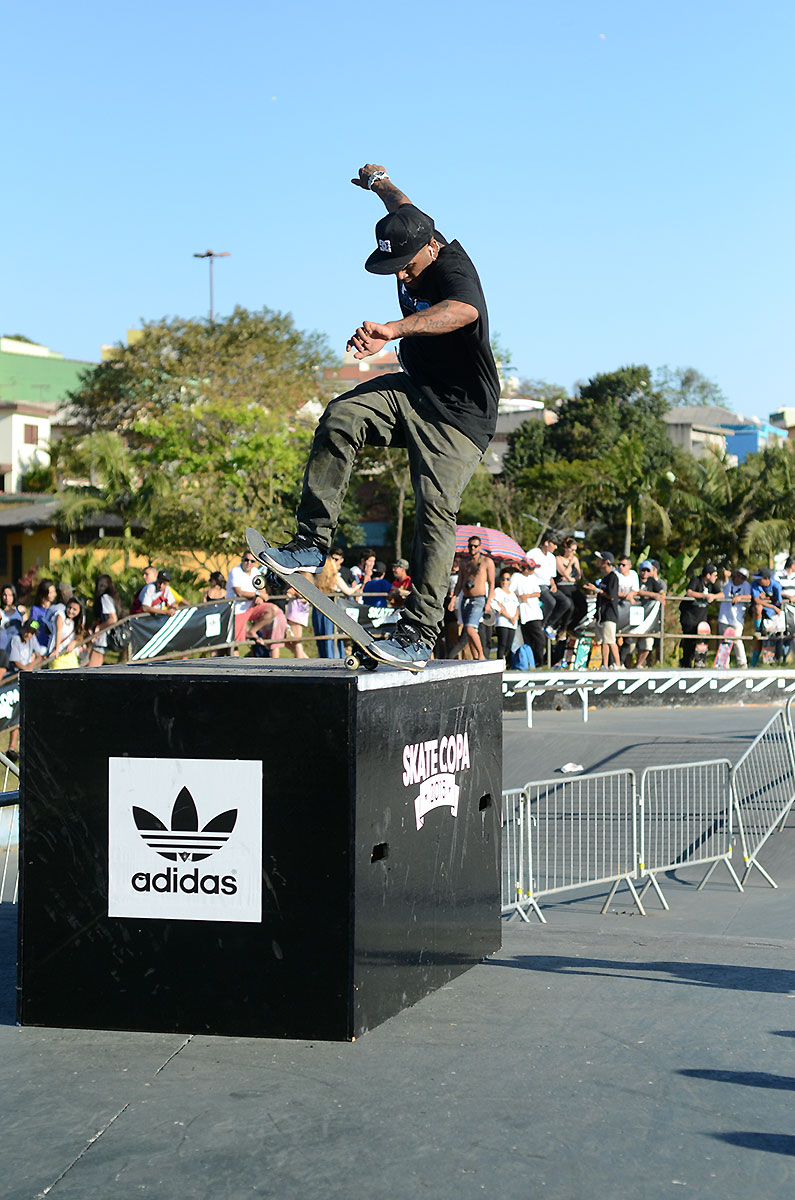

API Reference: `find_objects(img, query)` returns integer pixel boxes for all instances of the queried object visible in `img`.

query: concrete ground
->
[1,704,794,1199]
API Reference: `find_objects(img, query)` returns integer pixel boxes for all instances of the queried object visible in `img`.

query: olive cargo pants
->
[297,373,483,646]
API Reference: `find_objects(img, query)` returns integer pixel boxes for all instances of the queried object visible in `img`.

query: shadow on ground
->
[486,952,795,995]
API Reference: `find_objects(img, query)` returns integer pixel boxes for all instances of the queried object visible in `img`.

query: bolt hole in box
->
[18,658,502,1041]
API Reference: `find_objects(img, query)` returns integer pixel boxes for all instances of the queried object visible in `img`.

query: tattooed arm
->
[351,163,410,212]
[346,301,479,358]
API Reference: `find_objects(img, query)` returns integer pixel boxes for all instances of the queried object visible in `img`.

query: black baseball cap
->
[365,205,436,274]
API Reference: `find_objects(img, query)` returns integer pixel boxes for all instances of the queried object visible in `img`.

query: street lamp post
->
[193,249,230,321]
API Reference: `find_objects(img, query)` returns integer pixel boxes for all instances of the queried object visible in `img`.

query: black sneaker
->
[258,534,325,575]
[369,623,431,671]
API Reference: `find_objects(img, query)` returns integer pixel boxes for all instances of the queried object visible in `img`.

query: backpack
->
[511,643,535,670]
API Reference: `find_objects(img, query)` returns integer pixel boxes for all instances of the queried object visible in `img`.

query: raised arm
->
[351,163,411,212]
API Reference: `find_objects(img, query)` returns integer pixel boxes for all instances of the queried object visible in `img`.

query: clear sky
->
[3,1,793,418]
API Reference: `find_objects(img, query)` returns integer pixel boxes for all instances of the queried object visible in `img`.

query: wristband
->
[367,170,388,190]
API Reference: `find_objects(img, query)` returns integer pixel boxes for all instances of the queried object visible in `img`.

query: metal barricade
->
[500,787,544,922]
[639,759,741,906]
[522,769,643,919]
[731,708,795,886]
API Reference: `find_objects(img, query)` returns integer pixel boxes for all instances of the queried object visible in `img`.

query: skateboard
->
[572,633,594,670]
[245,528,420,673]
[714,628,734,669]
[693,621,711,668]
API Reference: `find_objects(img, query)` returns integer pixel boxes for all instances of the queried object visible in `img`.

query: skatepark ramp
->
[502,703,795,920]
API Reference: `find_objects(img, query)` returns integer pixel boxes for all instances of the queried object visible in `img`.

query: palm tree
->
[56,432,164,569]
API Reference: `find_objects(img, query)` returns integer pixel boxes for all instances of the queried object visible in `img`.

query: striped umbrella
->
[455,525,526,562]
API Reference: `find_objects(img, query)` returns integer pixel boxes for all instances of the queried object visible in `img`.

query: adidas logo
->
[133,786,237,863]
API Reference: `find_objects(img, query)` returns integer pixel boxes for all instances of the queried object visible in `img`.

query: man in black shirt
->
[260,164,499,669]
[584,552,621,669]
[632,559,666,668]
[680,562,723,668]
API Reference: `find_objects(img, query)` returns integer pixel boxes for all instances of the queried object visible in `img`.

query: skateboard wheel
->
[345,654,361,671]
[363,656,379,671]
[251,573,265,591]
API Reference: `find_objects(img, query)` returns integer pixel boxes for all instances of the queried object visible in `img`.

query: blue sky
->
[3,1,793,417]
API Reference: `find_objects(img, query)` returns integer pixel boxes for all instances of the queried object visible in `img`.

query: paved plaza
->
[2,704,793,1199]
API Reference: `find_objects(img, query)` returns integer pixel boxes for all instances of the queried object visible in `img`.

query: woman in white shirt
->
[493,567,520,667]
[50,597,85,669]
[89,575,120,667]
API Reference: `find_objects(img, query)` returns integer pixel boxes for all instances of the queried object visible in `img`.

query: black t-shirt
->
[638,576,665,599]
[681,575,721,621]
[396,239,500,452]
[596,570,619,624]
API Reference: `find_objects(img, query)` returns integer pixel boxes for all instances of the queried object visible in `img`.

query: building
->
[0,337,95,491]
[322,346,402,395]
[663,405,788,465]
[484,397,555,474]
[769,408,795,441]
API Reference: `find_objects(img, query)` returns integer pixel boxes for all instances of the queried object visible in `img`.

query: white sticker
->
[108,757,262,923]
[205,612,221,637]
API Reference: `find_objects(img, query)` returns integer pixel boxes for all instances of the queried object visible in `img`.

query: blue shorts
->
[462,595,487,628]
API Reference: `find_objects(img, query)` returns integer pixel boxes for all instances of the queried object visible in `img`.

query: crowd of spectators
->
[434,530,795,672]
[3,538,794,689]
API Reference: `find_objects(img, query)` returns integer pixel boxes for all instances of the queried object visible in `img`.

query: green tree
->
[654,365,727,408]
[731,443,795,563]
[57,431,166,569]
[513,378,569,409]
[501,419,549,481]
[67,307,333,435]
[547,365,672,472]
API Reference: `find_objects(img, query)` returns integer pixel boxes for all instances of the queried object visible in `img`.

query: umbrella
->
[455,525,526,562]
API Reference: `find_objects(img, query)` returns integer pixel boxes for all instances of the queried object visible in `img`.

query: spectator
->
[329,549,363,600]
[139,569,180,616]
[203,571,227,602]
[284,583,311,659]
[777,557,795,661]
[49,597,85,670]
[89,575,120,667]
[631,559,666,668]
[350,549,376,587]
[584,551,621,670]
[130,565,157,614]
[679,562,722,668]
[493,567,520,668]
[616,556,640,600]
[717,567,751,668]
[389,559,412,610]
[750,567,783,666]
[526,531,573,641]
[362,561,392,608]
[311,556,348,659]
[30,578,57,646]
[555,537,587,630]
[0,585,25,651]
[448,535,495,661]
[226,550,278,647]
[8,620,46,673]
[509,557,545,668]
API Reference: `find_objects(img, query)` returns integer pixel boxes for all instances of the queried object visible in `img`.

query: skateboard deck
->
[714,630,734,669]
[693,621,711,668]
[572,633,594,670]
[245,528,420,672]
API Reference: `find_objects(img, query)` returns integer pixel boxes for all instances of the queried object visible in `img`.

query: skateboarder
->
[258,163,499,669]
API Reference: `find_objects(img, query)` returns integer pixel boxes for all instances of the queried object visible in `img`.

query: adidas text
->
[131,867,238,895]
